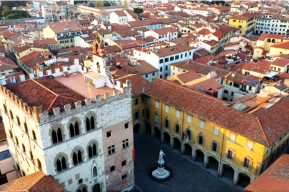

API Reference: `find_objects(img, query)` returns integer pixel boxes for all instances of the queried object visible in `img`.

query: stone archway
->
[222,164,235,181]
[145,122,151,136]
[195,149,204,164]
[183,143,192,157]
[154,127,161,140]
[173,137,181,151]
[163,132,170,146]
[238,172,251,188]
[92,183,101,192]
[208,156,219,171]
[133,123,140,134]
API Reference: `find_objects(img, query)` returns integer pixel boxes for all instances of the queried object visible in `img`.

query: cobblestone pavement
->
[134,133,244,192]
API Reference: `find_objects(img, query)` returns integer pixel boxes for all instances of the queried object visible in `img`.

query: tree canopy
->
[133,8,143,14]
[3,10,30,20]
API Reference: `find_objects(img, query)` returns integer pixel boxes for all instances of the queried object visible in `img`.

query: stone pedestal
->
[152,159,170,180]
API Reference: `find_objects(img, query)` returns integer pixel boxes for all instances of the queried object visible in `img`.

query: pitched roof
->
[0,171,65,192]
[258,33,283,41]
[153,27,178,35]
[47,20,82,34]
[0,57,18,71]
[144,78,282,146]
[245,154,289,192]
[116,74,149,96]
[5,77,85,113]
[271,58,289,67]
[151,45,194,57]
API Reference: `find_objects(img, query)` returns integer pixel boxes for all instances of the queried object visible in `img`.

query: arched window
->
[37,159,42,171]
[70,122,80,137]
[86,117,95,131]
[134,111,139,120]
[22,144,26,153]
[272,39,276,43]
[88,143,97,158]
[77,185,88,192]
[86,118,90,131]
[16,116,20,125]
[90,117,95,129]
[3,104,7,114]
[73,150,82,166]
[92,166,98,178]
[52,128,63,144]
[9,110,13,120]
[24,122,28,133]
[56,156,67,172]
[32,130,37,141]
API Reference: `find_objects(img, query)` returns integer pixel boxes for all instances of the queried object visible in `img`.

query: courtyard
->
[134,133,244,192]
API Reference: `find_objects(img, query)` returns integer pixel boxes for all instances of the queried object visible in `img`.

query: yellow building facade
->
[229,14,256,35]
[136,78,289,186]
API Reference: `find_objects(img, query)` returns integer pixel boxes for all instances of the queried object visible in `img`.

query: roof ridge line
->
[47,95,59,111]
[158,78,224,103]
[31,79,59,96]
[256,117,270,146]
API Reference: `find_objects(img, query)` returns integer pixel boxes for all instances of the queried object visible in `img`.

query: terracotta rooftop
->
[245,154,289,192]
[0,57,18,71]
[145,78,289,146]
[116,73,148,97]
[47,20,82,34]
[5,77,85,113]
[0,171,65,192]
[258,33,283,41]
[271,58,289,67]
[153,27,178,35]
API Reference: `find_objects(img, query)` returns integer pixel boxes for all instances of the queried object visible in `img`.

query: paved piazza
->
[134,133,244,192]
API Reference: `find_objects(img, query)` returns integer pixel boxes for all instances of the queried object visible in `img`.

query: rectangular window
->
[160,59,163,63]
[108,145,115,156]
[176,110,181,118]
[170,56,174,61]
[122,139,129,149]
[155,100,160,109]
[165,105,170,113]
[227,150,233,159]
[187,115,192,123]
[160,67,163,72]
[125,122,129,129]
[155,113,159,124]
[165,58,169,62]
[246,141,254,151]
[213,127,219,136]
[244,157,250,168]
[229,133,236,143]
[212,142,218,152]
[199,120,205,129]
[106,131,111,138]
[175,55,179,60]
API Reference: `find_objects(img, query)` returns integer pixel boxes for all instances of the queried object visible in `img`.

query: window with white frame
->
[155,100,160,109]
[199,120,205,129]
[229,133,236,143]
[187,115,192,123]
[213,127,219,136]
[176,110,181,118]
[246,140,254,151]
[165,105,170,113]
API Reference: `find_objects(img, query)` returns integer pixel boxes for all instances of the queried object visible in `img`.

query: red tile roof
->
[116,74,149,97]
[153,27,178,35]
[0,57,18,71]
[0,171,65,192]
[144,78,289,146]
[271,41,289,50]
[245,154,289,192]
[271,58,289,67]
[175,70,201,83]
[5,77,85,113]
[258,33,283,41]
